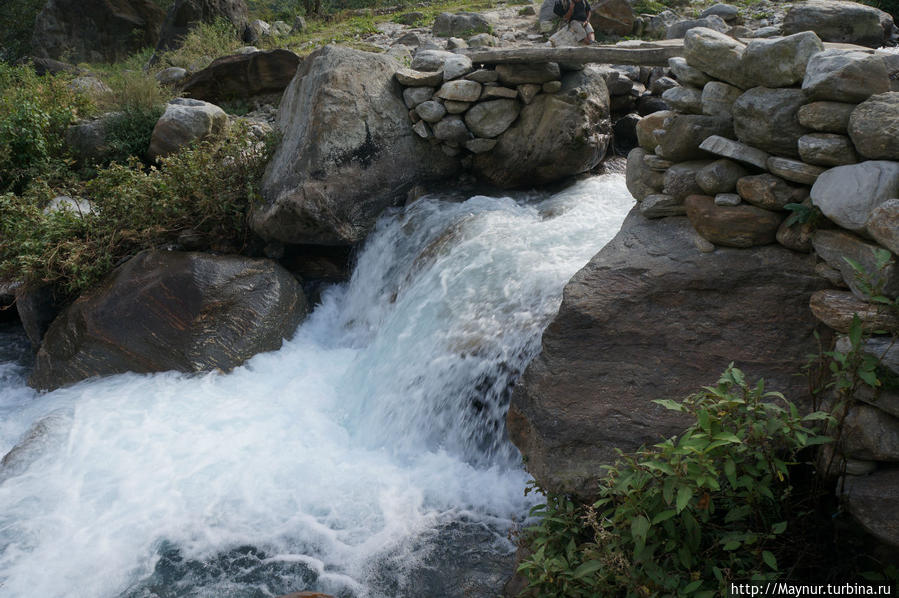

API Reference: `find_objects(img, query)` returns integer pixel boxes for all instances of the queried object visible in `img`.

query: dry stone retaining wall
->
[624,26,899,547]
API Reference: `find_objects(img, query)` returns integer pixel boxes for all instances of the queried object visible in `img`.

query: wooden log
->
[462,43,685,66]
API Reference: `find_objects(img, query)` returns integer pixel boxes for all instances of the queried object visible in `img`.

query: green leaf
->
[652,509,677,525]
[676,485,693,513]
[653,398,684,412]
[722,540,740,551]
[711,431,741,444]
[631,515,650,542]
[572,559,604,579]
[762,550,778,570]
[683,580,703,593]
[772,521,787,534]
[724,458,737,488]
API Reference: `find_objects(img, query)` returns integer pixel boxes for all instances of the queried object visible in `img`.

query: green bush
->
[0,123,274,296]
[103,106,167,164]
[0,63,93,193]
[157,19,244,70]
[518,366,833,598]
[0,0,44,62]
[860,0,898,19]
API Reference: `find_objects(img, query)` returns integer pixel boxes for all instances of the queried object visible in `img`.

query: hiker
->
[554,0,595,44]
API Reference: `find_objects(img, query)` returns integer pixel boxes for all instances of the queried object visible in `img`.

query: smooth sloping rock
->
[810,289,899,333]
[686,194,783,247]
[508,209,827,495]
[868,199,899,255]
[848,92,899,160]
[626,148,664,201]
[148,98,228,160]
[782,0,893,48]
[30,251,305,391]
[253,46,459,245]
[732,87,808,158]
[742,32,824,88]
[810,160,899,234]
[590,0,635,36]
[737,173,807,211]
[463,99,519,138]
[798,101,856,133]
[155,0,248,54]
[699,134,769,169]
[432,12,490,37]
[767,156,826,185]
[472,66,610,188]
[496,63,561,86]
[31,0,165,63]
[683,27,750,89]
[843,470,899,548]
[802,49,890,103]
[797,133,857,166]
[180,49,300,103]
[812,229,899,299]
[701,81,742,118]
[655,114,734,162]
[696,159,747,194]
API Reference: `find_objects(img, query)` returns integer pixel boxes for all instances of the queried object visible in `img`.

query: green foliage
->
[157,19,244,70]
[0,0,44,62]
[104,105,167,164]
[860,0,898,19]
[0,123,274,296]
[519,366,833,598]
[0,63,94,193]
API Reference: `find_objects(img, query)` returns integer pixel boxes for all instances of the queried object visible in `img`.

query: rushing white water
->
[0,174,634,598]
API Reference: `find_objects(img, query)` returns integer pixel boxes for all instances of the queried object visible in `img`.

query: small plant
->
[157,19,244,70]
[518,365,833,598]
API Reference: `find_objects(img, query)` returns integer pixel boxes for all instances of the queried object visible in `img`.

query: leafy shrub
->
[157,19,244,70]
[519,366,832,598]
[0,63,94,193]
[100,67,173,114]
[0,0,45,61]
[860,0,898,19]
[0,123,274,296]
[104,105,167,164]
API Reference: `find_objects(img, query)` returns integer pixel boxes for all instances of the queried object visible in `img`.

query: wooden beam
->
[462,43,685,66]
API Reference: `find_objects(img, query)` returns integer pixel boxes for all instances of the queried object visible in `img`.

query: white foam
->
[0,174,634,597]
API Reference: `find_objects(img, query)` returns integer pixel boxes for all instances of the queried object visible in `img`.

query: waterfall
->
[0,174,634,598]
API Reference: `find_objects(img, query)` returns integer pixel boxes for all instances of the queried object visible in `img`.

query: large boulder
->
[810,160,899,234]
[732,87,808,158]
[590,0,635,36]
[180,49,301,103]
[802,49,890,103]
[508,209,828,495]
[252,46,459,245]
[30,251,306,391]
[471,66,610,188]
[683,27,750,90]
[431,12,490,37]
[782,0,894,48]
[148,98,229,161]
[742,32,824,89]
[155,0,249,54]
[843,469,899,548]
[848,92,899,161]
[30,0,165,63]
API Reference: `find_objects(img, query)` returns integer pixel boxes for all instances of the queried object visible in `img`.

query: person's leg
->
[584,22,595,43]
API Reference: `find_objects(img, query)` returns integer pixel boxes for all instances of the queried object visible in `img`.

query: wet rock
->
[509,209,826,495]
[797,133,858,166]
[253,46,459,245]
[737,173,808,211]
[180,49,300,104]
[686,194,783,247]
[810,160,899,234]
[798,101,856,133]
[848,92,899,161]
[742,32,824,88]
[732,87,808,158]
[148,98,228,161]
[15,284,63,350]
[782,0,893,48]
[802,49,890,103]
[30,251,306,391]
[698,135,769,169]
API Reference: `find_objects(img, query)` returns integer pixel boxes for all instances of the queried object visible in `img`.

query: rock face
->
[782,0,893,48]
[252,46,459,245]
[155,0,249,54]
[181,49,301,103]
[148,98,229,161]
[843,470,899,548]
[508,210,828,495]
[31,0,165,63]
[472,66,610,188]
[30,251,306,391]
[685,194,783,247]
